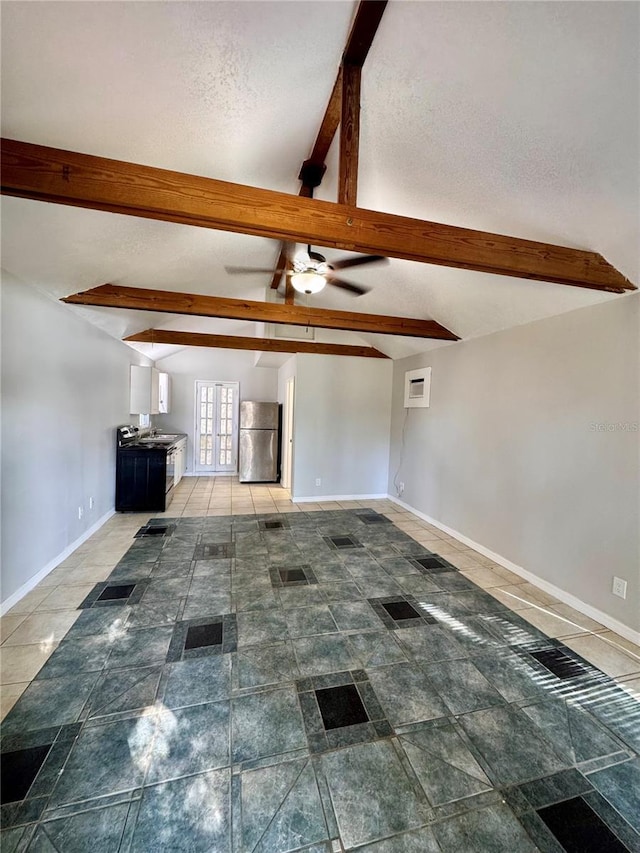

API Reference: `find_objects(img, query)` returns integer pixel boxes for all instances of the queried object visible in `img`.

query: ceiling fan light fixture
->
[291,271,326,295]
[293,251,311,271]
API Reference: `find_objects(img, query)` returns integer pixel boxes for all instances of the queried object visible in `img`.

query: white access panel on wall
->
[404,367,431,408]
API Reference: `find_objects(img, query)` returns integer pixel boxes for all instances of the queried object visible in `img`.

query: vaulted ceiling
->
[1,1,638,361]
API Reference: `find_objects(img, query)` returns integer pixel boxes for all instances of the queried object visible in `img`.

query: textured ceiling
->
[1,1,638,360]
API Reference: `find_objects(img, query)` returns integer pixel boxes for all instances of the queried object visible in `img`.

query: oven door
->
[166,449,176,494]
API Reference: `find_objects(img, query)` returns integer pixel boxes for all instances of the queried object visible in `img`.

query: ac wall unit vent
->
[404,367,431,408]
[409,378,424,398]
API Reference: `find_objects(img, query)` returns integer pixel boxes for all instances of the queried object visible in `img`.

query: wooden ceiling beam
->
[124,328,390,358]
[304,1,388,176]
[339,63,361,206]
[284,256,295,304]
[342,0,389,66]
[268,246,296,299]
[2,139,633,292]
[278,3,389,294]
[307,69,343,171]
[62,284,460,340]
[269,246,288,291]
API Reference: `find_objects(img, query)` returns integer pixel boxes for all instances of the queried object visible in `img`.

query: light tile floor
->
[1,477,639,851]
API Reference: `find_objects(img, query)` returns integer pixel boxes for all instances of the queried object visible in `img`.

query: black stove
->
[117,425,146,447]
[116,425,174,512]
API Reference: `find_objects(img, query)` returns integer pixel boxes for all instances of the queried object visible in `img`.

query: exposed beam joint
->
[2,139,633,292]
[62,284,460,340]
[297,160,327,192]
[124,329,390,359]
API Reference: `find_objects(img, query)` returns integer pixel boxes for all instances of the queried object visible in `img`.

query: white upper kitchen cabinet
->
[130,366,170,415]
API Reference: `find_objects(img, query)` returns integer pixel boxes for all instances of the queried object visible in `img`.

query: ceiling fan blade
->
[225,265,287,275]
[328,277,370,296]
[330,255,388,271]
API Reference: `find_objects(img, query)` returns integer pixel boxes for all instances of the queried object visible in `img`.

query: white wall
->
[277,355,297,406]
[1,271,151,607]
[293,355,393,500]
[153,347,278,474]
[388,294,640,634]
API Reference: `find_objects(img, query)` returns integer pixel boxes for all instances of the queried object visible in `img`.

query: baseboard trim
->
[294,493,388,504]
[388,495,640,647]
[186,471,239,478]
[1,509,116,616]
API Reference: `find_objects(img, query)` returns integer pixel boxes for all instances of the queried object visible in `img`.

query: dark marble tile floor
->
[2,509,639,852]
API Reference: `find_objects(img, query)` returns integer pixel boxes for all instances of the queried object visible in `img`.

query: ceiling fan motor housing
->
[293,250,329,276]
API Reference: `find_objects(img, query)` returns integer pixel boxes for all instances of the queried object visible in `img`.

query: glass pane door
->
[198,384,215,468]
[195,381,238,473]
[215,385,235,469]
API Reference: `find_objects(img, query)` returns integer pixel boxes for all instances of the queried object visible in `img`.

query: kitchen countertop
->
[120,433,188,451]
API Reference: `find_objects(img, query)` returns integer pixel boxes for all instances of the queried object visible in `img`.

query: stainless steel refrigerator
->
[239,401,280,482]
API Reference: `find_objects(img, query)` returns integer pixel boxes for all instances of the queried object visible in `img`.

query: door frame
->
[281,377,295,490]
[193,380,240,475]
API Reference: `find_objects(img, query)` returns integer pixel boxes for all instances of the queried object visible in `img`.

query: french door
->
[194,381,239,474]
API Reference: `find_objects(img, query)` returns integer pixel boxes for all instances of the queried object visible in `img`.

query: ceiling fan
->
[225,245,388,296]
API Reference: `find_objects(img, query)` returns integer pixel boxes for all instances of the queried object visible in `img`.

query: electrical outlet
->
[612,576,627,599]
[78,506,83,520]
[89,496,94,510]
[399,482,405,495]
[315,478,321,487]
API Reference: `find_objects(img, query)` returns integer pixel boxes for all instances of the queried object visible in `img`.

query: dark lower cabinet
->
[116,449,170,512]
